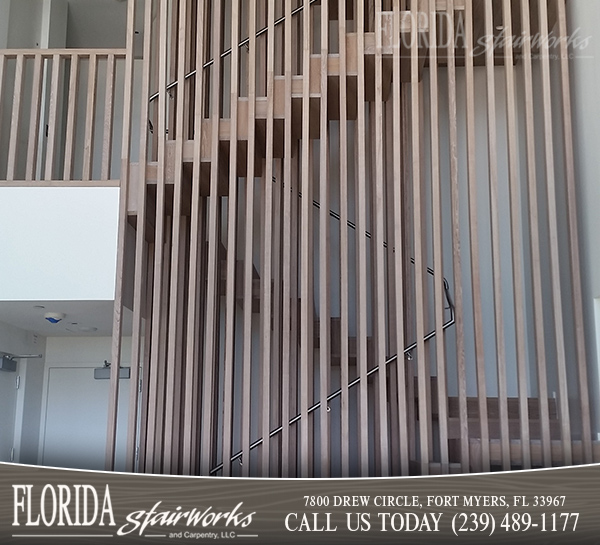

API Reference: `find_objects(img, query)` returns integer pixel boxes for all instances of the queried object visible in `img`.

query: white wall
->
[0,320,46,464]
[0,1,10,48]
[39,336,132,471]
[0,187,119,301]
[6,0,44,49]
[567,1,600,434]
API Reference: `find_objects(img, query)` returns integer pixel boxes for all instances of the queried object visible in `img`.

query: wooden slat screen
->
[101,0,595,476]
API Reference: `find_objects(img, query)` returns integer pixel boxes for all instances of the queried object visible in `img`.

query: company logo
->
[12,484,256,539]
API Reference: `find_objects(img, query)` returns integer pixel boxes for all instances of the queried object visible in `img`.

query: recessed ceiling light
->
[33,305,45,309]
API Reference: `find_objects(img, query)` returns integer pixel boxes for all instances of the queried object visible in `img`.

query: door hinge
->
[15,376,20,390]
[139,378,143,394]
[10,447,14,462]
[135,445,139,462]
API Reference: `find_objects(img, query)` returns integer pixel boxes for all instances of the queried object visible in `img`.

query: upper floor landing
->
[0,0,561,187]
[0,0,137,185]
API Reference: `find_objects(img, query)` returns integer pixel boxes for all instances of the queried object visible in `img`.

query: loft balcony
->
[0,48,127,184]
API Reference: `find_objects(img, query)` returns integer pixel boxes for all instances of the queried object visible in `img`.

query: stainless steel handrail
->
[208,186,456,475]
[148,0,320,103]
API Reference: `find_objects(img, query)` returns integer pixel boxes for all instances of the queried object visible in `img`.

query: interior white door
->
[41,367,130,471]
[0,369,17,462]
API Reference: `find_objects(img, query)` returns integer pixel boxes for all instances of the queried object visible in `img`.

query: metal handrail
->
[148,0,320,103]
[208,186,456,475]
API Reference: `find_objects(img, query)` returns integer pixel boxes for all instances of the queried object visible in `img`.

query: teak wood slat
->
[338,0,351,478]
[428,0,450,473]
[26,55,44,181]
[502,0,531,470]
[62,55,80,181]
[556,0,592,464]
[355,0,370,478]
[241,0,258,477]
[81,54,98,181]
[299,0,313,478]
[200,0,224,476]
[6,54,24,181]
[373,1,390,477]
[125,0,154,474]
[106,0,135,471]
[222,0,241,478]
[318,0,332,478]
[520,0,552,467]
[44,54,62,181]
[538,0,572,466]
[464,0,490,472]
[483,0,510,471]
[445,0,470,473]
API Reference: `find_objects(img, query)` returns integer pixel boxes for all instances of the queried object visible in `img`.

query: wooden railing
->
[0,49,126,182]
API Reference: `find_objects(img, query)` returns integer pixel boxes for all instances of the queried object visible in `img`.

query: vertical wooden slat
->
[401,82,417,465]
[26,54,44,181]
[163,0,188,474]
[258,0,276,477]
[167,0,179,140]
[299,0,312,478]
[241,0,257,477]
[318,0,331,478]
[538,0,571,465]
[419,79,435,465]
[520,0,551,467]
[6,54,24,181]
[355,0,370,478]
[502,0,531,469]
[182,0,208,476]
[81,53,98,181]
[391,0,409,476]
[106,0,136,470]
[270,159,283,476]
[281,0,294,479]
[464,0,490,472]
[101,54,116,181]
[373,1,389,477]
[338,0,351,478]
[145,0,169,473]
[0,55,6,176]
[62,55,79,181]
[557,0,592,463]
[307,137,315,478]
[172,215,188,472]
[152,219,173,471]
[125,0,154,474]
[446,0,469,472]
[411,0,430,476]
[289,148,300,476]
[385,98,401,474]
[429,0,449,472]
[201,0,224,476]
[137,242,155,470]
[483,0,510,470]
[44,54,61,181]
[222,0,241,478]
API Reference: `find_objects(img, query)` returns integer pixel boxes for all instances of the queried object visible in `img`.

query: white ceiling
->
[0,300,133,337]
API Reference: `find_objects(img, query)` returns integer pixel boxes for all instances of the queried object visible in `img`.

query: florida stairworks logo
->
[12,484,257,539]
